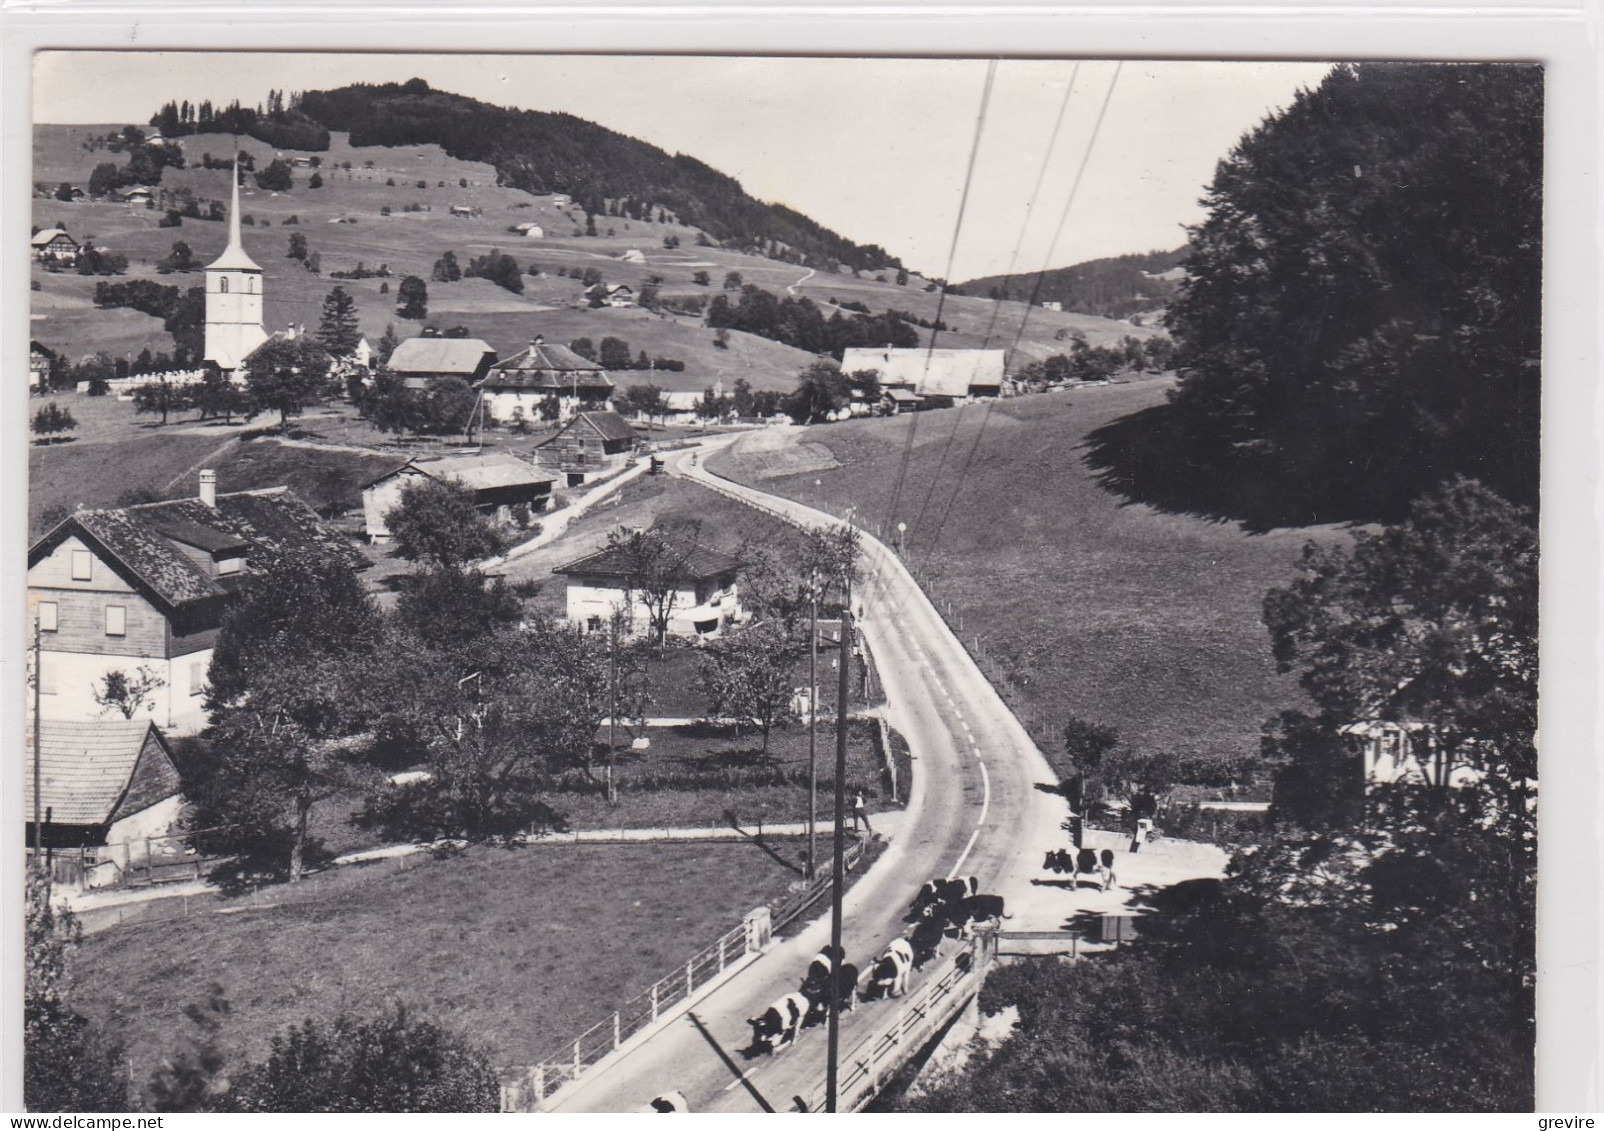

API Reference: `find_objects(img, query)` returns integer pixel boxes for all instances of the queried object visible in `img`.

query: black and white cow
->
[864,938,915,1000]
[802,961,860,1025]
[909,875,978,920]
[908,916,947,968]
[641,1092,690,1112]
[802,945,847,988]
[747,991,811,1054]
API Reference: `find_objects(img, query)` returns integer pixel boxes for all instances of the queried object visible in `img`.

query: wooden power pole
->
[825,566,853,1112]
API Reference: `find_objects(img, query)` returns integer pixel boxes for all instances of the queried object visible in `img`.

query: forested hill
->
[274,79,899,274]
[959,247,1187,320]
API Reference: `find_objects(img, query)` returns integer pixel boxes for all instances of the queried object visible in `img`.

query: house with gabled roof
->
[361,451,557,543]
[24,720,185,871]
[839,347,1007,408]
[534,410,640,487]
[476,336,613,425]
[30,228,80,266]
[27,471,366,736]
[386,336,499,391]
[553,540,744,638]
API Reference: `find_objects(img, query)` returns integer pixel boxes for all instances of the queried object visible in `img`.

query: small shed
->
[361,451,558,543]
[25,719,184,852]
[535,411,640,486]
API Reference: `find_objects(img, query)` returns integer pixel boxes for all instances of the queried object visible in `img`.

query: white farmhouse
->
[553,541,744,639]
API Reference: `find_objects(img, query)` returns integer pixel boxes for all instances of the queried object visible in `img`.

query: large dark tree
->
[317,286,361,356]
[1164,63,1541,522]
[243,336,333,427]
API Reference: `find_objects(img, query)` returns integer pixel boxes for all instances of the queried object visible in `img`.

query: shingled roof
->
[30,488,365,612]
[25,720,182,827]
[388,337,498,377]
[363,451,558,493]
[554,541,742,582]
[479,341,612,391]
[557,411,638,444]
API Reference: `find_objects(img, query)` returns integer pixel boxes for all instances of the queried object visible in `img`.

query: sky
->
[34,53,1333,280]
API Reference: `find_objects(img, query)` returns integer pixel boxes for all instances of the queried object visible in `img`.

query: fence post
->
[535,1063,545,1101]
[686,959,694,996]
[613,1012,621,1050]
[651,982,659,1023]
[573,1039,581,1078]
[717,935,727,970]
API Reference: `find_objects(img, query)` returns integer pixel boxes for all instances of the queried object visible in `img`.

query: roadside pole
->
[807,572,819,881]
[826,564,853,1112]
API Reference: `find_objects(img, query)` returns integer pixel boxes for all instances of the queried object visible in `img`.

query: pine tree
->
[317,286,361,357]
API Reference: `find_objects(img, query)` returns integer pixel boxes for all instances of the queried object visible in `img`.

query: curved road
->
[545,434,1073,1113]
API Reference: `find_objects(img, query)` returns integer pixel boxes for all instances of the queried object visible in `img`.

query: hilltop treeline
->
[960,247,1186,321]
[706,285,920,358]
[150,90,330,151]
[280,79,899,273]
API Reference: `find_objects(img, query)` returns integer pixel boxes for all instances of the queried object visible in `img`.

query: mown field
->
[73,841,810,1088]
[707,379,1352,783]
[32,124,1154,396]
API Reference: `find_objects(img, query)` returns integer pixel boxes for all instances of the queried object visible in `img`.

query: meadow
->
[72,841,811,1088]
[707,379,1352,785]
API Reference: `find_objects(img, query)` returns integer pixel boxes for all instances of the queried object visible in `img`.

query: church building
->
[203,162,268,374]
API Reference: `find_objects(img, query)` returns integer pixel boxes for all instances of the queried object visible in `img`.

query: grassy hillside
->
[708,381,1351,780]
[33,125,1156,396]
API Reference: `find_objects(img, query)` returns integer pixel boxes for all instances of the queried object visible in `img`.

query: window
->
[217,555,243,576]
[71,549,92,581]
[219,277,229,294]
[37,602,57,632]
[105,605,126,637]
[190,660,207,697]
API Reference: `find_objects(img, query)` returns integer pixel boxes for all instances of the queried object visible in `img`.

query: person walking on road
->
[853,792,873,834]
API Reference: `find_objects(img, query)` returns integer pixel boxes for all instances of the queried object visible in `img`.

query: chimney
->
[199,469,217,508]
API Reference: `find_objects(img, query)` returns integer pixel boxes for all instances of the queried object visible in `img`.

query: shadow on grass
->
[1081,402,1352,534]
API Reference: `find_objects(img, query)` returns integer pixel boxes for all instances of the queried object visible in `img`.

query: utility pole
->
[825,552,854,1112]
[33,614,44,864]
[807,571,819,881]
[607,619,619,805]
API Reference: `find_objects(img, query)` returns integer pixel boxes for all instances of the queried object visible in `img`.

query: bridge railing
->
[799,928,1001,1114]
[501,912,764,1111]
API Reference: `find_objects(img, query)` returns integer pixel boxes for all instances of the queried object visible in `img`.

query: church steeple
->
[203,149,268,371]
[206,157,262,272]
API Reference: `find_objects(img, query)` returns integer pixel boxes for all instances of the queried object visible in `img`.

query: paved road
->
[544,434,1075,1113]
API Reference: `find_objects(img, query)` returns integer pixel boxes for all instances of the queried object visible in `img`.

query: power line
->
[880,59,998,547]
[906,64,1084,546]
[922,62,1124,570]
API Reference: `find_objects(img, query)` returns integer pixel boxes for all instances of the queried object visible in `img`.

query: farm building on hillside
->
[361,452,557,543]
[620,248,646,264]
[477,338,614,424]
[120,187,154,206]
[24,720,185,874]
[31,229,79,265]
[512,222,545,238]
[30,342,55,391]
[534,411,640,486]
[449,204,482,218]
[26,471,364,736]
[553,541,744,639]
[839,347,1007,409]
[587,283,635,308]
[386,337,499,390]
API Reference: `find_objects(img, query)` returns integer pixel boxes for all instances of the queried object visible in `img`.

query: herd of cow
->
[1042,846,1119,892]
[744,875,1009,1056]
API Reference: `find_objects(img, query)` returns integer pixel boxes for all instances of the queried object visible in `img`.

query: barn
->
[534,411,640,487]
[386,337,498,391]
[361,451,557,543]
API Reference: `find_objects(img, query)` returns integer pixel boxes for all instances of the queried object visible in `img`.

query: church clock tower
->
[203,158,268,374]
